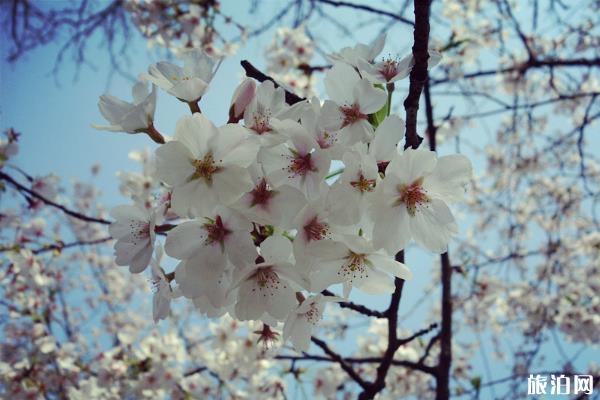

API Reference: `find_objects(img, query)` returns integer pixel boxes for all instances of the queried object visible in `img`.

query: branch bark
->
[240,60,305,105]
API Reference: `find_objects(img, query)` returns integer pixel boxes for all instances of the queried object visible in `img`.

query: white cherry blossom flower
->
[259,120,331,200]
[371,147,472,254]
[142,49,221,102]
[164,206,256,269]
[282,293,342,352]
[93,81,156,134]
[233,165,307,229]
[231,235,307,322]
[301,97,344,159]
[108,204,157,273]
[327,114,404,226]
[308,234,412,297]
[243,81,308,145]
[150,245,181,323]
[319,63,387,146]
[177,259,235,311]
[327,33,386,68]
[358,48,442,85]
[292,196,336,258]
[155,113,259,217]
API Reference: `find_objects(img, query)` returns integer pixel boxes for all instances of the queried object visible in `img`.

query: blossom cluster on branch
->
[94,34,472,355]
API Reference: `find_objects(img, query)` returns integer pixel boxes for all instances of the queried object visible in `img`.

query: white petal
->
[164,221,205,260]
[368,254,412,280]
[424,154,472,203]
[155,141,195,186]
[261,235,293,264]
[371,115,404,162]
[410,199,457,253]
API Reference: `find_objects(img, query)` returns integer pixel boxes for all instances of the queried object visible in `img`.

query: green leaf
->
[470,376,481,390]
[368,83,388,129]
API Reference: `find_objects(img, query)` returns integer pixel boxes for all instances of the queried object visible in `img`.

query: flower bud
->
[228,78,256,123]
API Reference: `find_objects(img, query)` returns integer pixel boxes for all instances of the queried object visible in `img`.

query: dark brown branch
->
[437,252,452,400]
[240,60,305,105]
[275,354,438,376]
[30,237,112,255]
[431,57,600,86]
[311,336,370,389]
[322,289,386,318]
[424,63,453,400]
[315,0,414,26]
[402,0,431,150]
[0,171,111,225]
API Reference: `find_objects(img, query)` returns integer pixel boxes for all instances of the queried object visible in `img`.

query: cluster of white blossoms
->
[96,35,472,353]
[125,0,243,57]
[264,26,316,97]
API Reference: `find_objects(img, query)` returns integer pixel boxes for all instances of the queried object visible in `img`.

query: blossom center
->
[203,215,232,249]
[350,173,376,193]
[251,267,286,293]
[128,220,150,244]
[250,106,272,134]
[394,177,430,216]
[379,59,400,81]
[287,150,317,177]
[192,152,221,184]
[338,251,369,281]
[303,216,329,242]
[316,131,336,149]
[340,103,367,127]
[249,178,277,209]
[304,303,322,325]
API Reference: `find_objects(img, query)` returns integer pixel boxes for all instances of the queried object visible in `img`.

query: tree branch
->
[240,60,305,105]
[322,289,386,318]
[311,336,370,389]
[0,171,111,225]
[314,0,414,26]
[402,0,431,149]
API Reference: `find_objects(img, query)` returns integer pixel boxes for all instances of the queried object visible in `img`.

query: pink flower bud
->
[228,78,256,123]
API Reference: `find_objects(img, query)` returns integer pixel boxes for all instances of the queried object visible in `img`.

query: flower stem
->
[145,123,165,144]
[188,101,201,114]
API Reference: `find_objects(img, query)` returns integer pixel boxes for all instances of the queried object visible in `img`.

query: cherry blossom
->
[258,120,331,199]
[155,113,258,217]
[243,80,308,145]
[319,63,387,146]
[142,48,221,103]
[308,234,412,297]
[282,293,342,352]
[231,236,308,322]
[327,33,386,68]
[109,204,157,273]
[164,206,255,269]
[93,80,157,134]
[372,147,472,254]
